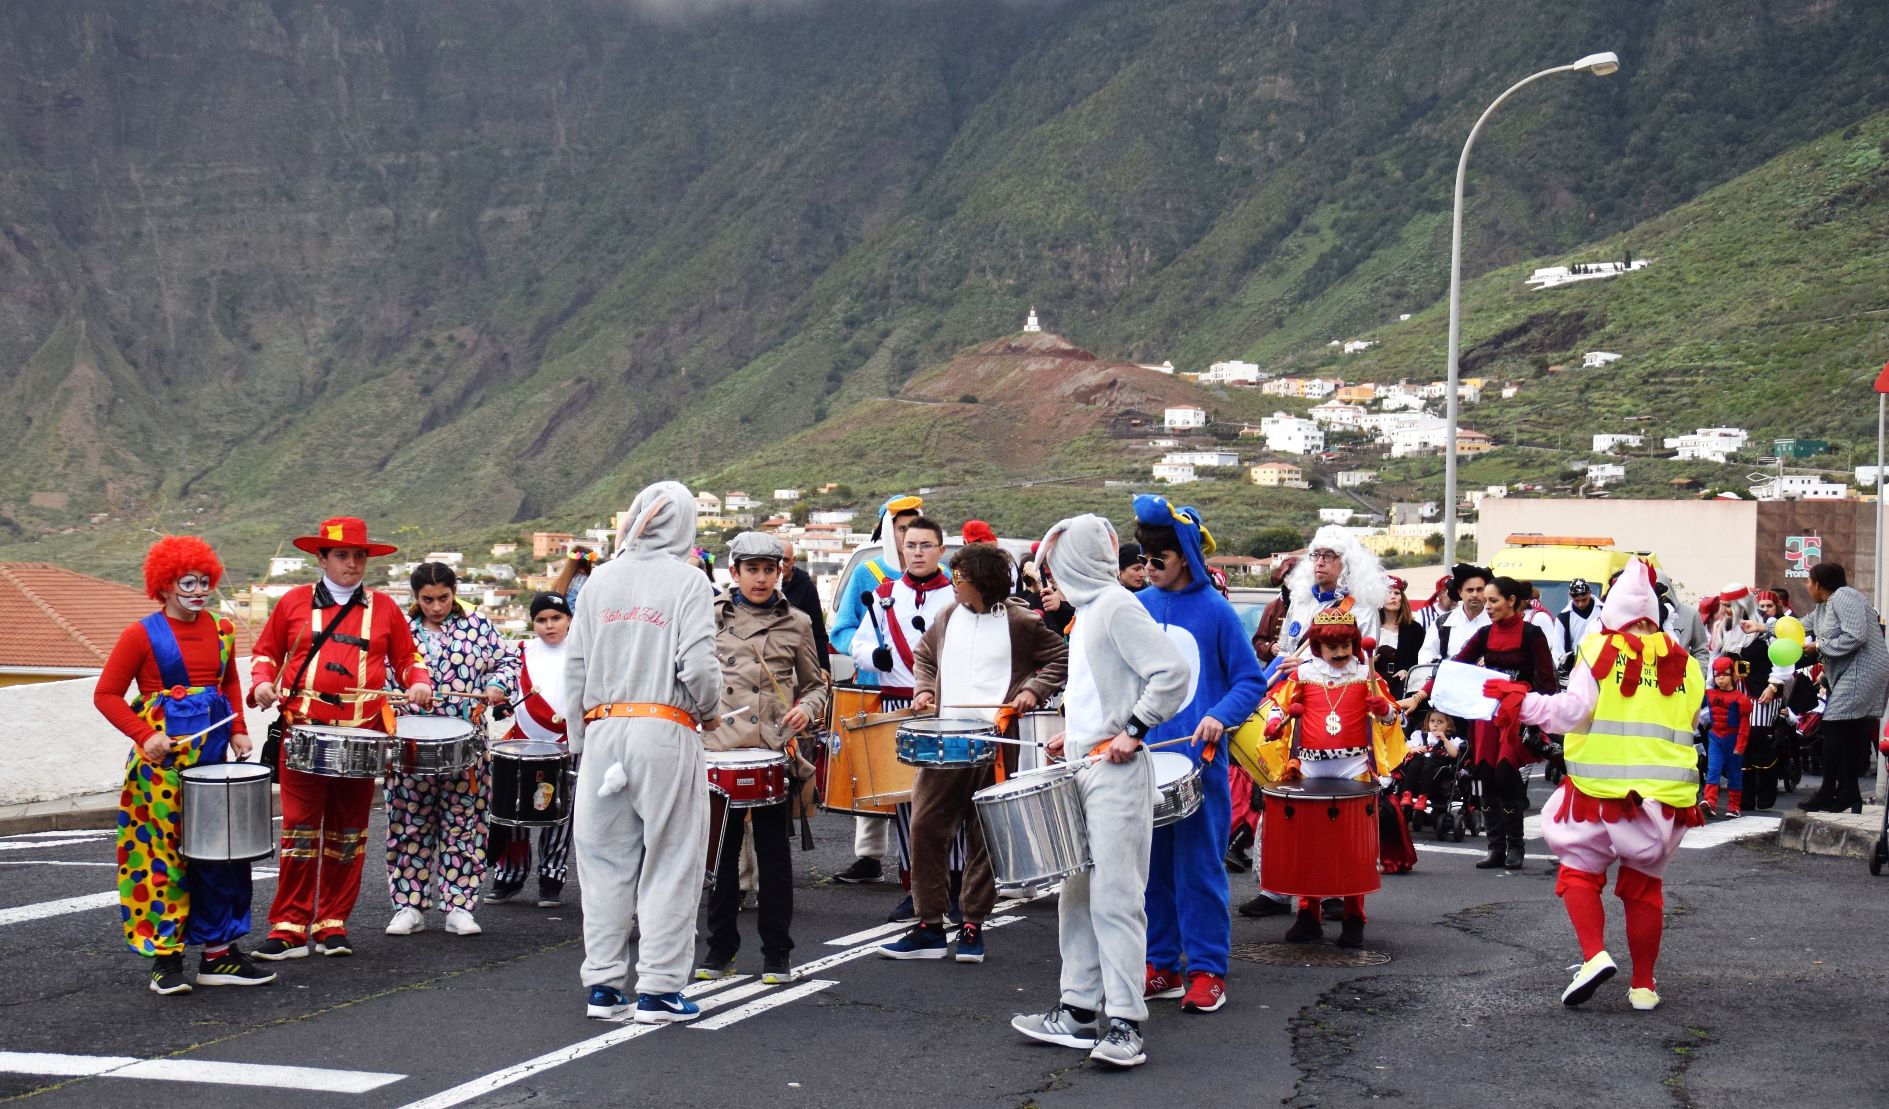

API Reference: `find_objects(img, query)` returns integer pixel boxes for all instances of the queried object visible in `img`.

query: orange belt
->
[582,702,698,729]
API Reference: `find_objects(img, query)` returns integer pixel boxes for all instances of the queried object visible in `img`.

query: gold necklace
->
[1317,679,1364,735]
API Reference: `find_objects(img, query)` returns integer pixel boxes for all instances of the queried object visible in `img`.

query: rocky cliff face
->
[0,0,1882,568]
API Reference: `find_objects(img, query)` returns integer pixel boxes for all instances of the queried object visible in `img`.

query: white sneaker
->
[385,907,426,936]
[1561,951,1617,1006]
[444,909,482,936]
[1628,985,1662,1011]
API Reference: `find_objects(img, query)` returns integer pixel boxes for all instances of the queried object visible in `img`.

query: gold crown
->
[1311,607,1357,628]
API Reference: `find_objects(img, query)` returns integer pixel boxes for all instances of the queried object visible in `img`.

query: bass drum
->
[819,685,913,815]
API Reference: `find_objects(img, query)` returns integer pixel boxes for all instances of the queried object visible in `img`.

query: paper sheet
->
[1430,660,1506,721]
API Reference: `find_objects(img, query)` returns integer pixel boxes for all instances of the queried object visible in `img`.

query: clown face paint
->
[170,573,214,614]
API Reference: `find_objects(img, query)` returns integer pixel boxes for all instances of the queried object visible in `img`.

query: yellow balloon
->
[1775,615,1806,644]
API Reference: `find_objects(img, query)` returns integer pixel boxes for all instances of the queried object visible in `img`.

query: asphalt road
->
[2,771,1883,1108]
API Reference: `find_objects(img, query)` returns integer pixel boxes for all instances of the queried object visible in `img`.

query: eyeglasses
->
[902,542,940,553]
[174,576,213,594]
[1310,550,1342,563]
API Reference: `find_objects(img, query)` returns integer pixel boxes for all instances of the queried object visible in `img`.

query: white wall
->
[0,657,276,806]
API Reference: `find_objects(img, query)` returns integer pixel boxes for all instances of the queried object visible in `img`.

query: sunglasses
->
[1145,553,1173,571]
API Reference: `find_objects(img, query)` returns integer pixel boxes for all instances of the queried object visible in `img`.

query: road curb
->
[0,804,121,837]
[1774,807,1884,860]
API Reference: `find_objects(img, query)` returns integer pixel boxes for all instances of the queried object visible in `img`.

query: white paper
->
[1430,660,1506,722]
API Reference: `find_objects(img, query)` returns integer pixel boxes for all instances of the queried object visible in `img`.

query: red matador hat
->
[1306,605,1361,651]
[292,516,399,557]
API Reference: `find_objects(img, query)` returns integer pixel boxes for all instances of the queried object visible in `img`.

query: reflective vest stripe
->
[1582,718,1696,745]
[1564,760,1699,784]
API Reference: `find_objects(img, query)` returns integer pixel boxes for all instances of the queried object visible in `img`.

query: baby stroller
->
[1395,738,1483,842]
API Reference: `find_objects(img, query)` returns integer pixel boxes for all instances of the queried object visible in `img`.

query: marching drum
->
[488,739,573,828]
[895,718,999,769]
[1149,751,1204,828]
[1258,779,1382,898]
[974,765,1092,889]
[284,723,390,778]
[180,761,275,863]
[819,686,915,815]
[706,749,789,809]
[1016,710,1064,773]
[389,715,484,776]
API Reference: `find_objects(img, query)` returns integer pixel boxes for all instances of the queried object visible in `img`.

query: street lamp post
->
[1442,51,1620,568]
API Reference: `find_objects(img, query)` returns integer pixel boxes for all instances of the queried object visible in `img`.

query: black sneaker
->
[536,879,564,909]
[762,954,793,985]
[1237,895,1291,919]
[315,934,354,957]
[149,953,192,995]
[198,948,278,987]
[485,881,523,904]
[251,937,308,961]
[833,857,883,884]
[886,893,917,923]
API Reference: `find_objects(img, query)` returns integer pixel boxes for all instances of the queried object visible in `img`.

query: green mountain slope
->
[1,0,1887,577]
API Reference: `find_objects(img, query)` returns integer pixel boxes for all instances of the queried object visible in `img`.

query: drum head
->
[1149,751,1195,787]
[395,715,475,741]
[491,739,565,760]
[977,765,1074,800]
[1263,779,1380,802]
[900,717,991,737]
[709,749,784,768]
[296,724,386,740]
[180,761,272,783]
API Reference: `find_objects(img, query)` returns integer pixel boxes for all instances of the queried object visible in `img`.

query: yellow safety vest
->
[1563,632,1704,809]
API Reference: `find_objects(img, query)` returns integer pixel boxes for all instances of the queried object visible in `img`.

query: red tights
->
[1556,864,1663,989]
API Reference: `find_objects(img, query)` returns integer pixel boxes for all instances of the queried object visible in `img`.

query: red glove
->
[1366,695,1393,717]
[1482,678,1532,700]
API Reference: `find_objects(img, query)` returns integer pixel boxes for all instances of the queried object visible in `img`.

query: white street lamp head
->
[1573,51,1620,76]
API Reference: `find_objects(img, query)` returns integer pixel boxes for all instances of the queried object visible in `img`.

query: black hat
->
[1568,577,1592,597]
[530,592,572,619]
[1118,542,1144,571]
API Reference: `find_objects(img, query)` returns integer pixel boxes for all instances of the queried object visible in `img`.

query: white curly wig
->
[1278,525,1389,654]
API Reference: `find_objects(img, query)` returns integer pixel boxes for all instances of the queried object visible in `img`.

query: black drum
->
[489,740,574,828]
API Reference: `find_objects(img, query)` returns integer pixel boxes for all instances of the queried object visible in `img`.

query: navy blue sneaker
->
[634,991,701,1024]
[955,922,986,964]
[586,984,630,1020]
[878,921,950,960]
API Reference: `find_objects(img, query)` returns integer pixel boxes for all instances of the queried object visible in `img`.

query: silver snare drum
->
[390,715,484,776]
[180,761,275,863]
[973,766,1091,889]
[284,724,390,778]
[1016,710,1064,774]
[1150,751,1203,828]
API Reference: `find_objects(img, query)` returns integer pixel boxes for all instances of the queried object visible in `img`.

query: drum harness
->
[261,590,365,776]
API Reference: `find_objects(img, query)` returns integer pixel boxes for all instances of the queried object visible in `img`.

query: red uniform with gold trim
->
[250,583,431,945]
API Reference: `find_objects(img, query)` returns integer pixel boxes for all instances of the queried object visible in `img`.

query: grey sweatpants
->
[575,719,708,996]
[1058,753,1156,1022]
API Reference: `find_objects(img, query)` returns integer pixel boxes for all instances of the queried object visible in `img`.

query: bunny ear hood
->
[614,480,698,558]
[1041,514,1120,609]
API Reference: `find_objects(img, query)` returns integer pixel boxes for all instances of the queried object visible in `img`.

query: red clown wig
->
[143,536,224,601]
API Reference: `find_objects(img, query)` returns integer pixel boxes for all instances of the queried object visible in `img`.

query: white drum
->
[180,761,275,863]
[1150,751,1204,828]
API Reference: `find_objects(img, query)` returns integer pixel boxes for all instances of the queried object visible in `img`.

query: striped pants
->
[488,819,574,888]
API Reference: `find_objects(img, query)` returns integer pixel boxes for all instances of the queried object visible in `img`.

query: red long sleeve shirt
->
[93,613,248,745]
[249,584,431,728]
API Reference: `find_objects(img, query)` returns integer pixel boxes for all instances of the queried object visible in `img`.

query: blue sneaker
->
[586,984,630,1020]
[955,922,985,964]
[878,921,950,960]
[634,991,701,1024]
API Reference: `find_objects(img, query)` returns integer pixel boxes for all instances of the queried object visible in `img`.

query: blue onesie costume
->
[1132,495,1266,982]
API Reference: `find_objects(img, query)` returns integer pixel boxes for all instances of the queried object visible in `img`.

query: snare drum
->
[390,715,484,776]
[1150,751,1203,827]
[1259,779,1381,897]
[706,749,789,808]
[896,718,998,768]
[180,761,275,863]
[489,740,573,828]
[973,765,1091,889]
[284,724,390,778]
[1016,710,1064,773]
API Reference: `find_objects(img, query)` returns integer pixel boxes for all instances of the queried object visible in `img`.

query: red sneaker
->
[1181,971,1226,1013]
[1143,964,1185,1000]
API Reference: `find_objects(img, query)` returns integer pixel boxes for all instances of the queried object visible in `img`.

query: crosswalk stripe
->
[0,861,116,868]
[691,980,837,1031]
[791,913,1023,977]
[0,839,95,852]
[0,1052,404,1093]
[0,830,113,841]
[0,870,277,928]
[822,893,1034,947]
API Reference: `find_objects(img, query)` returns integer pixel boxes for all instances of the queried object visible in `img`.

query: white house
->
[1342,340,1377,354]
[1593,433,1643,454]
[1582,351,1624,369]
[1261,377,1302,397]
[695,492,723,513]
[1164,450,1240,469]
[424,551,465,568]
[725,492,757,511]
[1388,415,1450,458]
[483,563,518,581]
[267,555,308,578]
[1024,307,1042,333]
[1259,413,1324,455]
[809,509,857,525]
[1152,462,1199,484]
[1335,470,1377,489]
[1527,259,1651,290]
[1318,507,1356,524]
[1163,405,1207,431]
[1418,381,1449,399]
[1664,427,1748,463]
[1202,360,1261,385]
[1147,437,1180,449]
[1379,393,1425,412]
[1587,463,1627,487]
[773,488,802,502]
[1457,382,1482,404]
[1301,378,1340,399]
[1752,474,1850,501]
[1309,401,1366,429]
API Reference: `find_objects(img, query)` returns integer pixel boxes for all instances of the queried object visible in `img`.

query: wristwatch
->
[1123,716,1151,741]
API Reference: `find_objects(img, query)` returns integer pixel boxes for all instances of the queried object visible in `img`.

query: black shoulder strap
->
[285,590,366,697]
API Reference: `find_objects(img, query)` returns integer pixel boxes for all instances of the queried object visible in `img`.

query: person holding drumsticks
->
[249,516,434,961]
[94,536,275,995]
[486,592,578,907]
[383,561,518,939]
[879,542,1067,964]
[1012,514,1191,1070]
[695,532,828,986]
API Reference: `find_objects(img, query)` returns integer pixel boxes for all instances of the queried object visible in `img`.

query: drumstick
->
[171,713,241,746]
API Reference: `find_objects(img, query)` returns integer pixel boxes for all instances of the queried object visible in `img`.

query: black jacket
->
[782,566,832,671]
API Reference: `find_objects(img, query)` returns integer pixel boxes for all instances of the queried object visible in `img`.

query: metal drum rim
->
[291,724,386,739]
[897,718,994,737]
[179,762,272,782]
[394,716,476,740]
[490,740,567,760]
[707,750,788,767]
[1262,780,1380,801]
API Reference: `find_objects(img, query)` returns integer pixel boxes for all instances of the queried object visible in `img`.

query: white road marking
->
[0,839,96,852]
[823,893,1034,946]
[0,861,116,868]
[791,913,1023,977]
[393,976,755,1109]
[0,870,276,928]
[1679,814,1780,848]
[0,1052,403,1093]
[691,979,837,1031]
[1413,844,1557,861]
[0,829,113,840]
